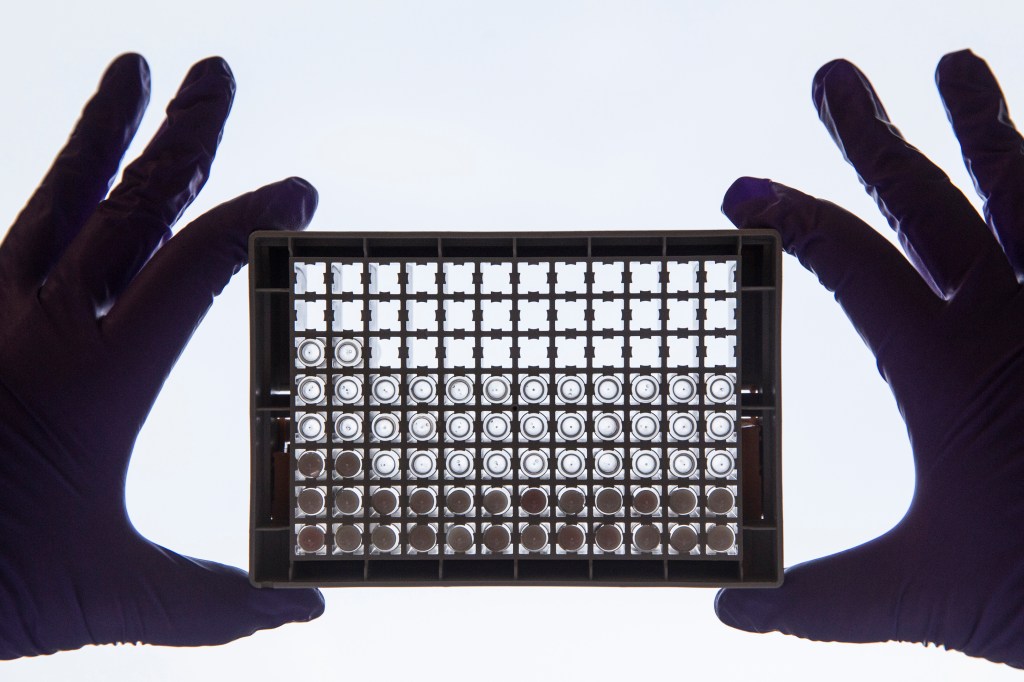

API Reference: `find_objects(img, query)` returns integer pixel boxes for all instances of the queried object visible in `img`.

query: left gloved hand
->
[0,53,323,659]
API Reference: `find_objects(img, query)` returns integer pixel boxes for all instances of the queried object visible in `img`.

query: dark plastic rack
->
[249,231,781,587]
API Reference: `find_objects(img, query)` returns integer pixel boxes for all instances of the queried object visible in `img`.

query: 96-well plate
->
[249,231,781,586]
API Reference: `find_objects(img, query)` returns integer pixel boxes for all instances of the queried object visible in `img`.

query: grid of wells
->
[288,256,740,561]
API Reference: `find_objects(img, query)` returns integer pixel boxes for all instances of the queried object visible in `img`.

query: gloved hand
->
[0,54,323,659]
[716,50,1024,667]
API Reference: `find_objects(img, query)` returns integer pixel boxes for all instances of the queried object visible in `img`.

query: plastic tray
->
[249,231,781,587]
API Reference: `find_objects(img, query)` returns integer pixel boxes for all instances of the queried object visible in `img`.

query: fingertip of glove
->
[935,48,990,89]
[811,58,853,108]
[184,56,235,85]
[102,53,151,100]
[255,586,326,628]
[285,176,319,210]
[281,177,319,229]
[714,587,764,634]
[722,177,777,226]
[248,177,318,233]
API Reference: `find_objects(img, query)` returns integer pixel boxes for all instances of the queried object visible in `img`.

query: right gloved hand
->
[716,50,1024,668]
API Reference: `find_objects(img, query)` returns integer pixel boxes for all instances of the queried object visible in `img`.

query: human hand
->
[0,54,323,659]
[715,50,1024,667]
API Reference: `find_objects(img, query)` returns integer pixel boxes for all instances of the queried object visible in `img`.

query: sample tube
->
[707,413,735,440]
[631,413,659,440]
[631,375,659,403]
[408,450,437,478]
[706,375,735,403]
[334,525,362,553]
[594,413,622,440]
[335,414,362,440]
[706,487,736,515]
[371,376,399,404]
[297,525,326,553]
[557,487,586,515]
[446,413,474,441]
[297,450,326,478]
[707,450,735,478]
[669,449,697,478]
[519,524,548,552]
[557,524,585,552]
[371,450,399,478]
[483,376,511,403]
[520,450,548,478]
[632,524,661,552]
[334,376,362,404]
[594,450,623,477]
[483,450,512,478]
[409,376,437,403]
[297,376,325,404]
[371,524,399,552]
[334,339,362,367]
[370,413,399,441]
[669,487,697,515]
[483,524,511,553]
[556,413,585,440]
[446,450,473,478]
[520,413,548,440]
[297,339,325,367]
[594,376,623,403]
[371,488,399,516]
[631,450,660,478]
[445,376,473,404]
[521,376,548,404]
[409,413,437,440]
[446,488,474,515]
[408,524,437,553]
[446,524,475,553]
[669,413,697,440]
[631,488,660,516]
[670,525,698,554]
[483,413,511,440]
[335,450,362,478]
[297,488,326,516]
[519,488,548,515]
[595,524,623,552]
[556,375,585,404]
[408,488,437,515]
[557,450,586,478]
[669,375,696,403]
[297,414,326,441]
[595,487,623,515]
[483,487,511,515]
[707,524,736,552]
[334,488,362,515]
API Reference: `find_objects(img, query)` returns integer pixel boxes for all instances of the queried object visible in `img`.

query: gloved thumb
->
[715,532,906,644]
[119,540,324,647]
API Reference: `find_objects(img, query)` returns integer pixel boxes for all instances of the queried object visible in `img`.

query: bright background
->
[2,1,1020,679]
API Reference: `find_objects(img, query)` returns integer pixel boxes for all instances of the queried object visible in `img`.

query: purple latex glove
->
[716,50,1024,667]
[0,54,323,659]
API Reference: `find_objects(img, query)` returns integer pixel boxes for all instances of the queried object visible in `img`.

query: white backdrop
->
[2,1,1020,679]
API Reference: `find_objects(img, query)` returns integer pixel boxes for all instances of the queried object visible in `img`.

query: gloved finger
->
[119,540,324,647]
[42,56,235,317]
[936,50,1024,280]
[715,533,906,643]
[101,178,316,414]
[0,53,149,293]
[722,177,940,383]
[813,59,1017,301]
